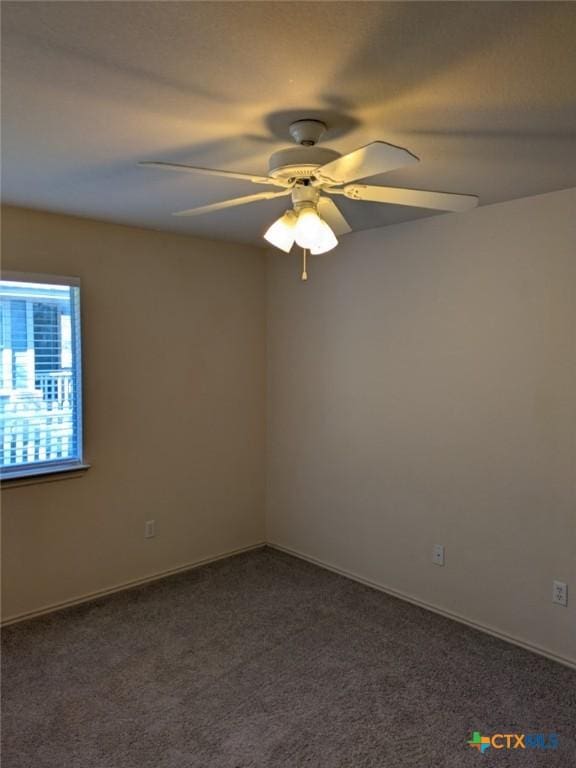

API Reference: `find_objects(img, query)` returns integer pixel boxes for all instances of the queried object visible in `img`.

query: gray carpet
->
[2,547,575,767]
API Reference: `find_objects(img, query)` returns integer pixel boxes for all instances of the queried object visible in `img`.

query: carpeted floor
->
[2,547,575,768]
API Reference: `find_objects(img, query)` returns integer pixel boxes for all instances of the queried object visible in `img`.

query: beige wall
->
[1,206,266,620]
[3,191,575,665]
[266,188,576,665]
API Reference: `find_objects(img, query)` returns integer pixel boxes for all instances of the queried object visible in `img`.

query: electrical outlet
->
[433,544,445,566]
[552,580,567,607]
[144,520,156,539]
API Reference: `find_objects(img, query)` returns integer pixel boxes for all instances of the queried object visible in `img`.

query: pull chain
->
[301,248,308,281]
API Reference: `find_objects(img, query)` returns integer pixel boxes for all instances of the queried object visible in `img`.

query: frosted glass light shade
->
[310,221,338,254]
[294,207,326,249]
[264,210,297,252]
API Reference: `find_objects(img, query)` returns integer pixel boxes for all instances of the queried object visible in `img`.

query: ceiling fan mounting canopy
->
[288,119,327,146]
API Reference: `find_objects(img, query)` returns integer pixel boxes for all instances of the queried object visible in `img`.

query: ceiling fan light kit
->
[264,205,338,256]
[140,118,479,277]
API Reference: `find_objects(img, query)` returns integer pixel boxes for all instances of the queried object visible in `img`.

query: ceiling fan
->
[140,119,479,260]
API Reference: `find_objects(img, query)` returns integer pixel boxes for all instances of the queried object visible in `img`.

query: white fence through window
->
[1,371,75,466]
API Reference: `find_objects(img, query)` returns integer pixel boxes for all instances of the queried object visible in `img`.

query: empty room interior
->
[1,2,575,766]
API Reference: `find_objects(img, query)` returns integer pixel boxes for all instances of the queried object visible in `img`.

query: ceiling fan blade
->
[139,161,281,186]
[173,189,291,217]
[341,184,479,212]
[318,197,352,235]
[316,141,419,185]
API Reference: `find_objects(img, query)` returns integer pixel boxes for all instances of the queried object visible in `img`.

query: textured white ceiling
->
[2,1,575,246]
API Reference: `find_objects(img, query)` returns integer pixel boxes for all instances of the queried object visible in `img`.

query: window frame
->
[0,271,88,482]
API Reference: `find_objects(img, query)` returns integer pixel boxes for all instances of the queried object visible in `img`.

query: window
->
[0,273,84,480]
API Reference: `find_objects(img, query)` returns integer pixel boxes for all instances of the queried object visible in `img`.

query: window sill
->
[1,464,91,489]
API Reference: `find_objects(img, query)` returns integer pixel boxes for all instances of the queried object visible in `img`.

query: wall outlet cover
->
[552,580,567,607]
[433,544,445,566]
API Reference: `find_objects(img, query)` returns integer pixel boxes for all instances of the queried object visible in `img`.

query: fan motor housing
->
[268,147,340,181]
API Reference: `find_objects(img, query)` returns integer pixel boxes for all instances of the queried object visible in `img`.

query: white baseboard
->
[5,540,575,672]
[1,542,266,626]
[268,542,576,671]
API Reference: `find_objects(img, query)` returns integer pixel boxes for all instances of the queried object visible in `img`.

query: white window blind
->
[0,273,84,480]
